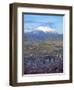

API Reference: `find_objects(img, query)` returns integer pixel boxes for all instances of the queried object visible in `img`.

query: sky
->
[23,14,64,34]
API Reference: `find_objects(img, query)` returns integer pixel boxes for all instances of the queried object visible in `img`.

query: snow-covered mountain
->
[24,29,63,41]
[36,26,55,33]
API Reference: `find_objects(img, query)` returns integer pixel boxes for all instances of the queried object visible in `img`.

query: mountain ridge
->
[24,30,63,41]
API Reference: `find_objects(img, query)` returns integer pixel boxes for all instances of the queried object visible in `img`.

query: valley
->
[23,39,63,74]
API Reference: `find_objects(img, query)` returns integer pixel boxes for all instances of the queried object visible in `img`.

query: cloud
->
[37,26,56,33]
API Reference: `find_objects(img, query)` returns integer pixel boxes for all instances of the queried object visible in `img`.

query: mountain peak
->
[37,26,56,33]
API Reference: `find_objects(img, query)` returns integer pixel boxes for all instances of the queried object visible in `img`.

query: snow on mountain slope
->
[37,26,56,33]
